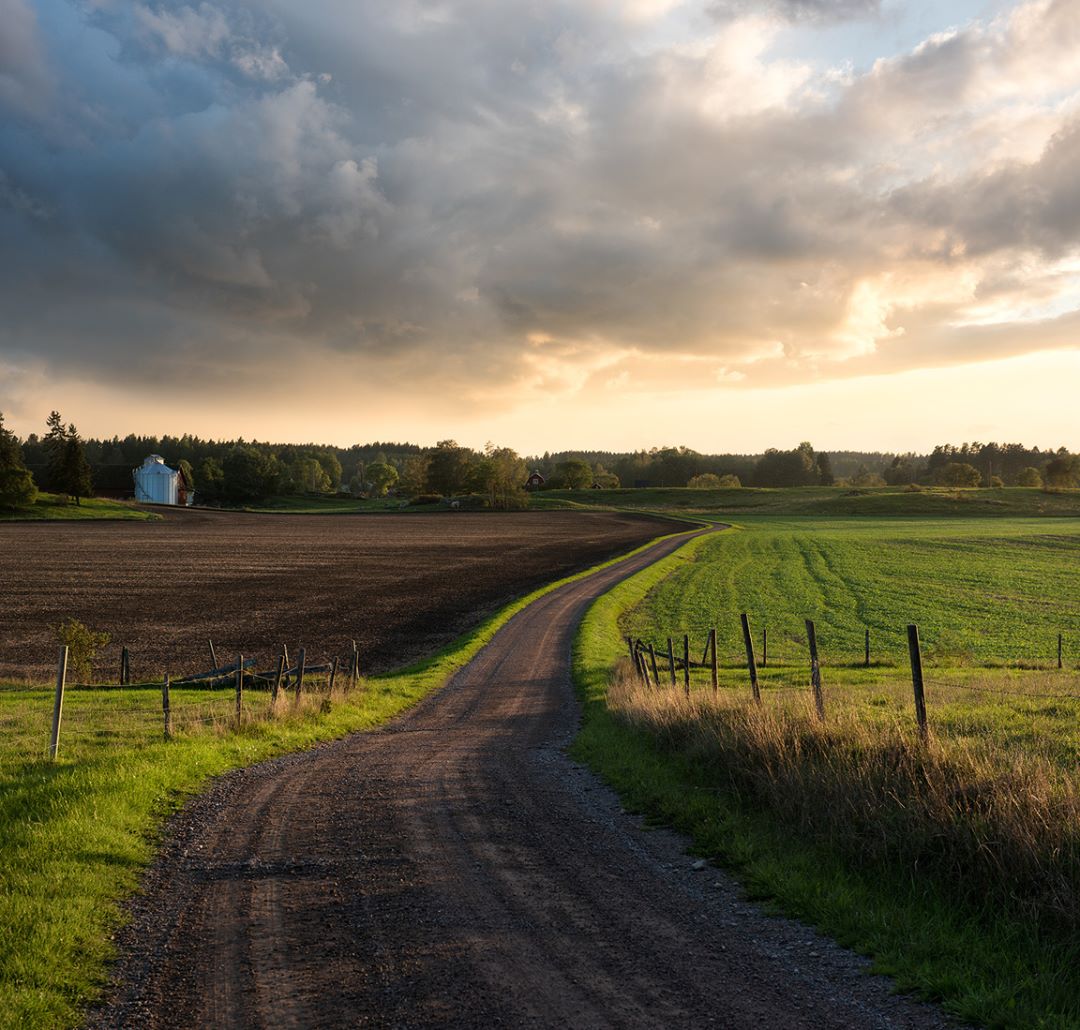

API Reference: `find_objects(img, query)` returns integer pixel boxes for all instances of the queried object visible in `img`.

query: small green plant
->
[54,618,111,682]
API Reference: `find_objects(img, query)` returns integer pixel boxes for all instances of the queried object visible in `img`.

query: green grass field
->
[622,516,1080,670]
[573,519,1080,1028]
[0,494,157,521]
[539,484,1080,518]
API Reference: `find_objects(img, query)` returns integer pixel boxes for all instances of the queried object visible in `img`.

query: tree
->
[989,475,1004,489]
[292,457,332,493]
[752,442,821,487]
[198,458,225,504]
[883,455,919,485]
[0,412,37,510]
[1018,467,1043,488]
[1044,453,1080,488]
[43,410,67,492]
[717,474,741,488]
[817,452,835,486]
[427,440,471,496]
[687,473,722,489]
[592,463,620,489]
[367,462,399,496]
[936,462,982,487]
[223,445,277,503]
[558,458,593,489]
[398,454,430,497]
[57,423,91,503]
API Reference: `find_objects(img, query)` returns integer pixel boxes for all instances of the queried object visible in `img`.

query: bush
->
[1018,467,1043,488]
[0,466,38,510]
[687,473,722,489]
[411,493,443,505]
[989,476,1005,488]
[54,618,111,683]
[935,462,982,487]
[905,482,924,492]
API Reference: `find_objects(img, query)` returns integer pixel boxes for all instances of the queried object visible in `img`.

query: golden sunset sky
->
[2,0,1079,452]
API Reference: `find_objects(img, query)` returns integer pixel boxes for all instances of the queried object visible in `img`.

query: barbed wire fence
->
[624,613,1080,742]
[6,638,366,764]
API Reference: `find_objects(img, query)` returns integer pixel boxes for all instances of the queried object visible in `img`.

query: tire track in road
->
[90,524,953,1029]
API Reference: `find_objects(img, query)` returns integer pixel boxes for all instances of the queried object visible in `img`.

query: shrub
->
[989,475,1005,488]
[935,462,982,487]
[1018,467,1043,488]
[687,473,721,489]
[54,619,111,683]
[411,493,443,505]
[0,466,38,510]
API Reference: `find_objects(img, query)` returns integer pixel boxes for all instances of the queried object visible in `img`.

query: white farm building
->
[133,455,191,505]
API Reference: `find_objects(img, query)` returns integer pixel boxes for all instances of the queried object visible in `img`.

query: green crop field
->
[622,516,1080,671]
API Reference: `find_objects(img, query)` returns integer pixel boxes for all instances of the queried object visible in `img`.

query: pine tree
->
[0,412,38,510]
[43,410,68,493]
[62,424,93,505]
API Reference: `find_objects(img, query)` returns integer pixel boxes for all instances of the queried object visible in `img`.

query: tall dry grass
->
[609,663,1080,928]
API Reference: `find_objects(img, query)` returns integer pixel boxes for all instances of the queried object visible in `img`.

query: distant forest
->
[9,421,1080,506]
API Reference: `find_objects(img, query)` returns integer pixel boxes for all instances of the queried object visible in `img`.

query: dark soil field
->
[0,508,678,682]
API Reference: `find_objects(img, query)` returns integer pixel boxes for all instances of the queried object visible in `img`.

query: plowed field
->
[0,508,677,682]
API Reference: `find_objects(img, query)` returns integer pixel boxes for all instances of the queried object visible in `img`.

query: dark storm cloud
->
[2,0,1080,408]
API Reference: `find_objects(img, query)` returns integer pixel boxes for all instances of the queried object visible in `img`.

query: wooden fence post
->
[235,654,244,729]
[351,640,359,688]
[710,628,718,693]
[294,647,306,701]
[49,646,68,761]
[1058,633,1063,670]
[666,637,676,687]
[281,644,291,689]
[864,628,871,668]
[648,643,660,685]
[329,655,340,694]
[627,637,637,669]
[162,673,172,740]
[120,646,130,686]
[739,614,761,704]
[805,619,825,721]
[636,646,649,685]
[272,653,285,704]
[208,638,218,670]
[762,627,768,668]
[907,624,928,742]
[683,634,690,696]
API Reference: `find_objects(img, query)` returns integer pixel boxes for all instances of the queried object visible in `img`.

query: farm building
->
[133,455,191,505]
[524,470,545,490]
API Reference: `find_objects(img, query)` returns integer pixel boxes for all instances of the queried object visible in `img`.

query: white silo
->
[133,455,179,505]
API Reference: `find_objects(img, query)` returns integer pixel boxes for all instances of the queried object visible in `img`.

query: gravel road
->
[89,526,953,1029]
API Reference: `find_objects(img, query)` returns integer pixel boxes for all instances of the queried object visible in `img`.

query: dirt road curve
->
[91,527,951,1029]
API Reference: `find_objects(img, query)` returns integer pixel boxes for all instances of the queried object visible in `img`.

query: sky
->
[2,0,1080,454]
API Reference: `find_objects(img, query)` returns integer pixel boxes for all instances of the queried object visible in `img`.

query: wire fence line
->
[5,639,366,764]
[624,613,1080,743]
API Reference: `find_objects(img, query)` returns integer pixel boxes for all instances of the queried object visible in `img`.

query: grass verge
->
[571,528,1080,1029]
[0,495,157,522]
[0,520,693,1030]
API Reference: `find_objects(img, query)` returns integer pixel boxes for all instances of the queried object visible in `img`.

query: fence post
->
[907,624,928,742]
[329,655,339,693]
[648,643,660,685]
[865,628,870,668]
[710,627,718,694]
[235,654,244,729]
[120,646,130,686]
[1058,633,1063,670]
[762,627,768,668]
[683,634,690,697]
[294,647,306,701]
[162,673,172,740]
[208,638,218,670]
[351,641,360,687]
[282,644,291,690]
[739,614,761,704]
[666,637,676,687]
[49,646,68,761]
[805,619,825,721]
[272,652,285,703]
[637,645,650,685]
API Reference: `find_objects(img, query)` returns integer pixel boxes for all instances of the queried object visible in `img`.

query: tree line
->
[3,412,1079,512]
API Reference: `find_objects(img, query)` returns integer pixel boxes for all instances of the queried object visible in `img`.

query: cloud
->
[2,0,1080,422]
